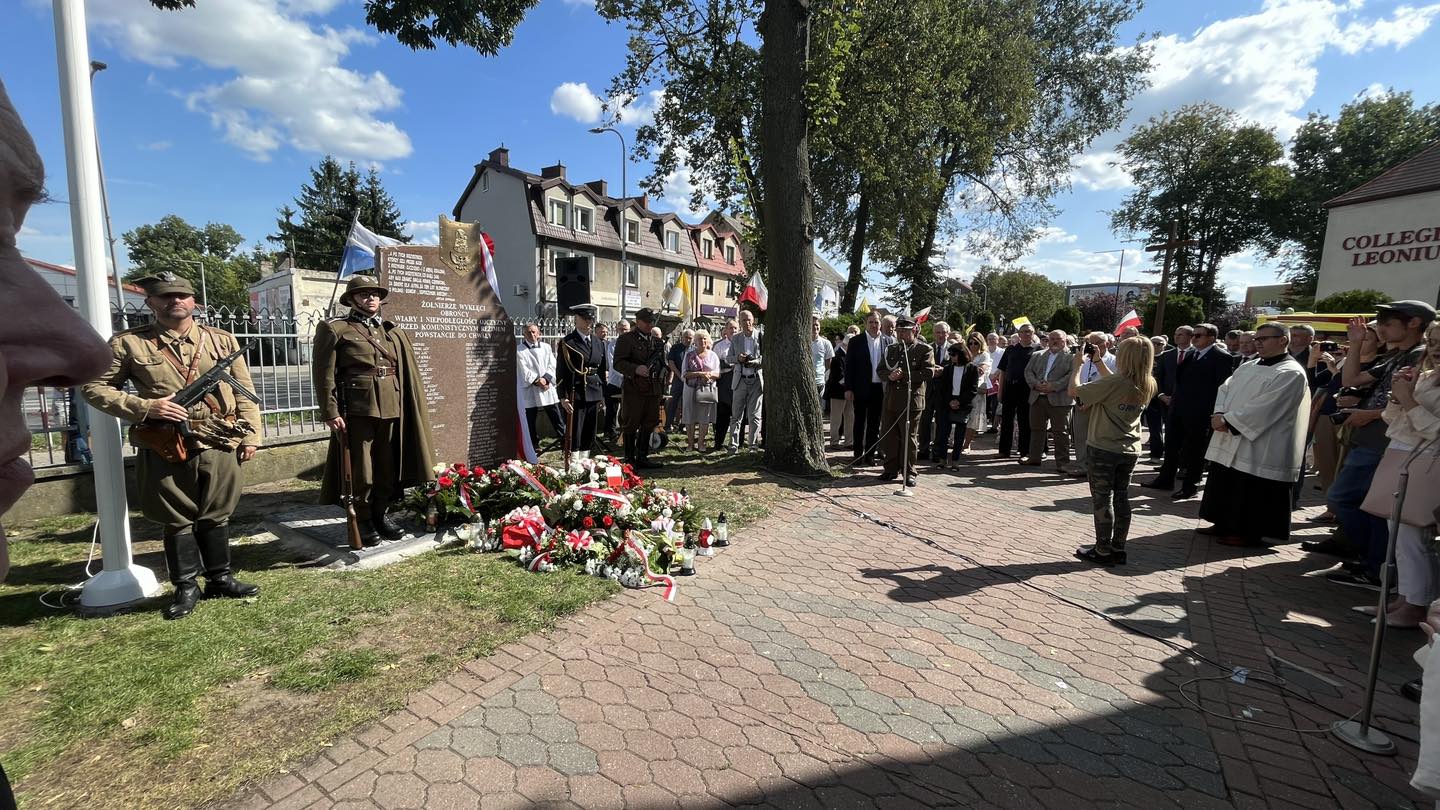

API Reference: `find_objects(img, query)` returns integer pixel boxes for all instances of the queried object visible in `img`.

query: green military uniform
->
[81,272,262,618]
[610,309,666,467]
[878,329,938,480]
[313,275,435,542]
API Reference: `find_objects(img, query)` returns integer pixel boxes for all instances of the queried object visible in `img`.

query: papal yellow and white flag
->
[1011,315,1032,330]
[856,297,871,315]
[675,270,693,312]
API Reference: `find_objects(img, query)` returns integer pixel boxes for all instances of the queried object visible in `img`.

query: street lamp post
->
[87,60,127,316]
[1094,249,1128,328]
[589,126,627,322]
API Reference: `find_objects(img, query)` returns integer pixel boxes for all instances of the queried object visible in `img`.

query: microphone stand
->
[1332,436,1437,755]
[894,341,913,498]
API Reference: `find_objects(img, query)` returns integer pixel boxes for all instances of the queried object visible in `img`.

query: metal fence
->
[26,309,716,469]
[28,305,327,470]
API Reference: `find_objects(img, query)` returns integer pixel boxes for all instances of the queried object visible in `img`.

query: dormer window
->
[548,200,568,227]
[574,205,594,233]
[666,231,680,252]
[725,244,736,264]
[702,238,714,259]
[625,220,640,244]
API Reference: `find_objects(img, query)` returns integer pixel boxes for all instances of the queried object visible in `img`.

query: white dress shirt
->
[867,333,884,384]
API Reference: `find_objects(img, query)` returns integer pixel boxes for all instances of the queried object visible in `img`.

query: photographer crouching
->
[1067,336,1157,566]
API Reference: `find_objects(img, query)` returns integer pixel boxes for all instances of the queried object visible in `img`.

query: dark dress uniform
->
[312,275,435,541]
[81,272,262,619]
[556,306,608,459]
[878,332,938,481]
[611,310,666,467]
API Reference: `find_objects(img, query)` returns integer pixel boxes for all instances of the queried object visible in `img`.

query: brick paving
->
[226,445,1431,809]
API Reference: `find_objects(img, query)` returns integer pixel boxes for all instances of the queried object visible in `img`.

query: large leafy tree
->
[1277,91,1440,299]
[270,157,408,272]
[122,215,261,309]
[971,266,1065,329]
[1111,103,1290,315]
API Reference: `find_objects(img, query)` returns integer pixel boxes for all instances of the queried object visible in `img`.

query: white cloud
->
[1070,0,1440,191]
[139,140,173,152]
[549,82,604,124]
[404,220,440,245]
[89,0,411,162]
[1035,226,1079,245]
[616,90,665,127]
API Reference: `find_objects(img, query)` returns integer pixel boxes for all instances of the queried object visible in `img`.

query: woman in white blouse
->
[963,333,991,451]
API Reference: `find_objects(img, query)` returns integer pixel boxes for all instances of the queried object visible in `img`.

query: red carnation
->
[582,516,595,528]
[438,474,454,487]
[602,515,614,527]
[456,464,469,476]
[583,494,594,504]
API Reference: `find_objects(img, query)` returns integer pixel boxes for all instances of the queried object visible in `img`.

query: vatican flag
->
[856,297,871,315]
[1011,315,1032,330]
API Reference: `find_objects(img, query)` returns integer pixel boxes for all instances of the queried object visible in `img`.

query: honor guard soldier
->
[556,304,608,460]
[611,307,666,468]
[878,317,939,487]
[312,275,435,544]
[81,272,262,620]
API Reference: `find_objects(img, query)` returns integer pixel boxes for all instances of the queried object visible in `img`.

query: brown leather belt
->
[350,367,397,379]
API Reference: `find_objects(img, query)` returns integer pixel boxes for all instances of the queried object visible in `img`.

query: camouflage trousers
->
[1086,447,1139,553]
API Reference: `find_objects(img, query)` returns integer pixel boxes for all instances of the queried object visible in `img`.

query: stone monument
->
[377,216,518,468]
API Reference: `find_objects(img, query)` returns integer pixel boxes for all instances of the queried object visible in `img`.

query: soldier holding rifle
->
[556,303,607,462]
[82,272,262,620]
[313,275,435,545]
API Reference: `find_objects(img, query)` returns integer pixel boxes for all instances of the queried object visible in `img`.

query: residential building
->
[685,221,747,321]
[703,210,843,316]
[1244,283,1292,310]
[453,147,705,323]
[1316,139,1440,306]
[26,256,147,309]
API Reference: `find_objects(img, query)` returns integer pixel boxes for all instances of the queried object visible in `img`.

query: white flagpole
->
[55,0,161,609]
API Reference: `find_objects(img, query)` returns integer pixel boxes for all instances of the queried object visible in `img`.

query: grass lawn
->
[0,447,793,809]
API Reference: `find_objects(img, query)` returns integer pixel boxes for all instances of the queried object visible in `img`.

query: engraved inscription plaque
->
[378,232,517,468]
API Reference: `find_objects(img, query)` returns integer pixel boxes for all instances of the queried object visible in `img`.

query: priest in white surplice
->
[1198,322,1312,546]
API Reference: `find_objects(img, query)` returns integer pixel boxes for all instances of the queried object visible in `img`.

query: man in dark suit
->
[1144,335,1172,459]
[1151,326,1192,460]
[995,323,1040,457]
[845,311,891,465]
[1144,323,1232,499]
[916,321,950,461]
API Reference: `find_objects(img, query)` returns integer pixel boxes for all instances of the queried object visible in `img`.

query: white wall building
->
[1316,140,1440,307]
[26,256,147,309]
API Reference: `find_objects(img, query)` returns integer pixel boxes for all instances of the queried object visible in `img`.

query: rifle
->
[132,339,260,463]
[336,418,365,551]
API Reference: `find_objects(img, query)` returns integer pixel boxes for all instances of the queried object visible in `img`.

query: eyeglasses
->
[1255,334,1285,342]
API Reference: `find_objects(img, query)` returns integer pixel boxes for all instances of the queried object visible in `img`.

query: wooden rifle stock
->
[336,426,364,550]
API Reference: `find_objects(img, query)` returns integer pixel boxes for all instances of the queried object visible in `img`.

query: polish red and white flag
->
[1113,309,1143,336]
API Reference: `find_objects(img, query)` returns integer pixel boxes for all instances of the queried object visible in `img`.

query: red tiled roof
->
[1325,139,1440,208]
[686,222,746,278]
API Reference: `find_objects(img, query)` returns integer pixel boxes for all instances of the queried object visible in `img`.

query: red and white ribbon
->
[578,486,629,506]
[624,531,676,602]
[565,529,593,552]
[506,461,554,498]
[528,551,553,572]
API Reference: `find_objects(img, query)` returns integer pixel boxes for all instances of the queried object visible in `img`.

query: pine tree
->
[270,157,408,271]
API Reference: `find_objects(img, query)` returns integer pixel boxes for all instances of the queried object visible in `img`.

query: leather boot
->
[372,500,406,540]
[622,432,637,466]
[196,524,261,599]
[162,531,203,619]
[636,435,661,469]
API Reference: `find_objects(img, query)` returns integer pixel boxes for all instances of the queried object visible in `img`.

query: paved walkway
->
[228,448,1430,809]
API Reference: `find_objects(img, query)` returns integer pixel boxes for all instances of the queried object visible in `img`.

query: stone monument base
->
[263,505,453,569]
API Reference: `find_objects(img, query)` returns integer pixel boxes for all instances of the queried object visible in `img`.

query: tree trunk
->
[842,180,869,312]
[908,204,942,311]
[758,0,827,475]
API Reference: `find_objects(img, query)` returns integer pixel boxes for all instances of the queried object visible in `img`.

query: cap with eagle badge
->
[569,303,599,320]
[137,271,195,297]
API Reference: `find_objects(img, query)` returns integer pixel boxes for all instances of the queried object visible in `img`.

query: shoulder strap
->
[347,321,399,365]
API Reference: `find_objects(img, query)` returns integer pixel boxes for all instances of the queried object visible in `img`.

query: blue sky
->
[7,0,1440,304]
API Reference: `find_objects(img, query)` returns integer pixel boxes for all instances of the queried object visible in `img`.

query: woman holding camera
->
[1067,336,1157,565]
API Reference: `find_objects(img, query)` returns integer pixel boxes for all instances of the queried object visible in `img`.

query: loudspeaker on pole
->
[555,256,592,311]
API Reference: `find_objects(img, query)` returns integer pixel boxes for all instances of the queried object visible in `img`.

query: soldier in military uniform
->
[610,307,666,468]
[556,304,607,461]
[81,273,262,620]
[878,317,939,487]
[313,275,435,544]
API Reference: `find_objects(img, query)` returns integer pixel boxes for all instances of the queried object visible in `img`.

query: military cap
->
[339,275,388,307]
[1376,300,1436,325]
[895,317,917,330]
[138,271,195,297]
[569,303,599,320]
[633,307,657,324]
